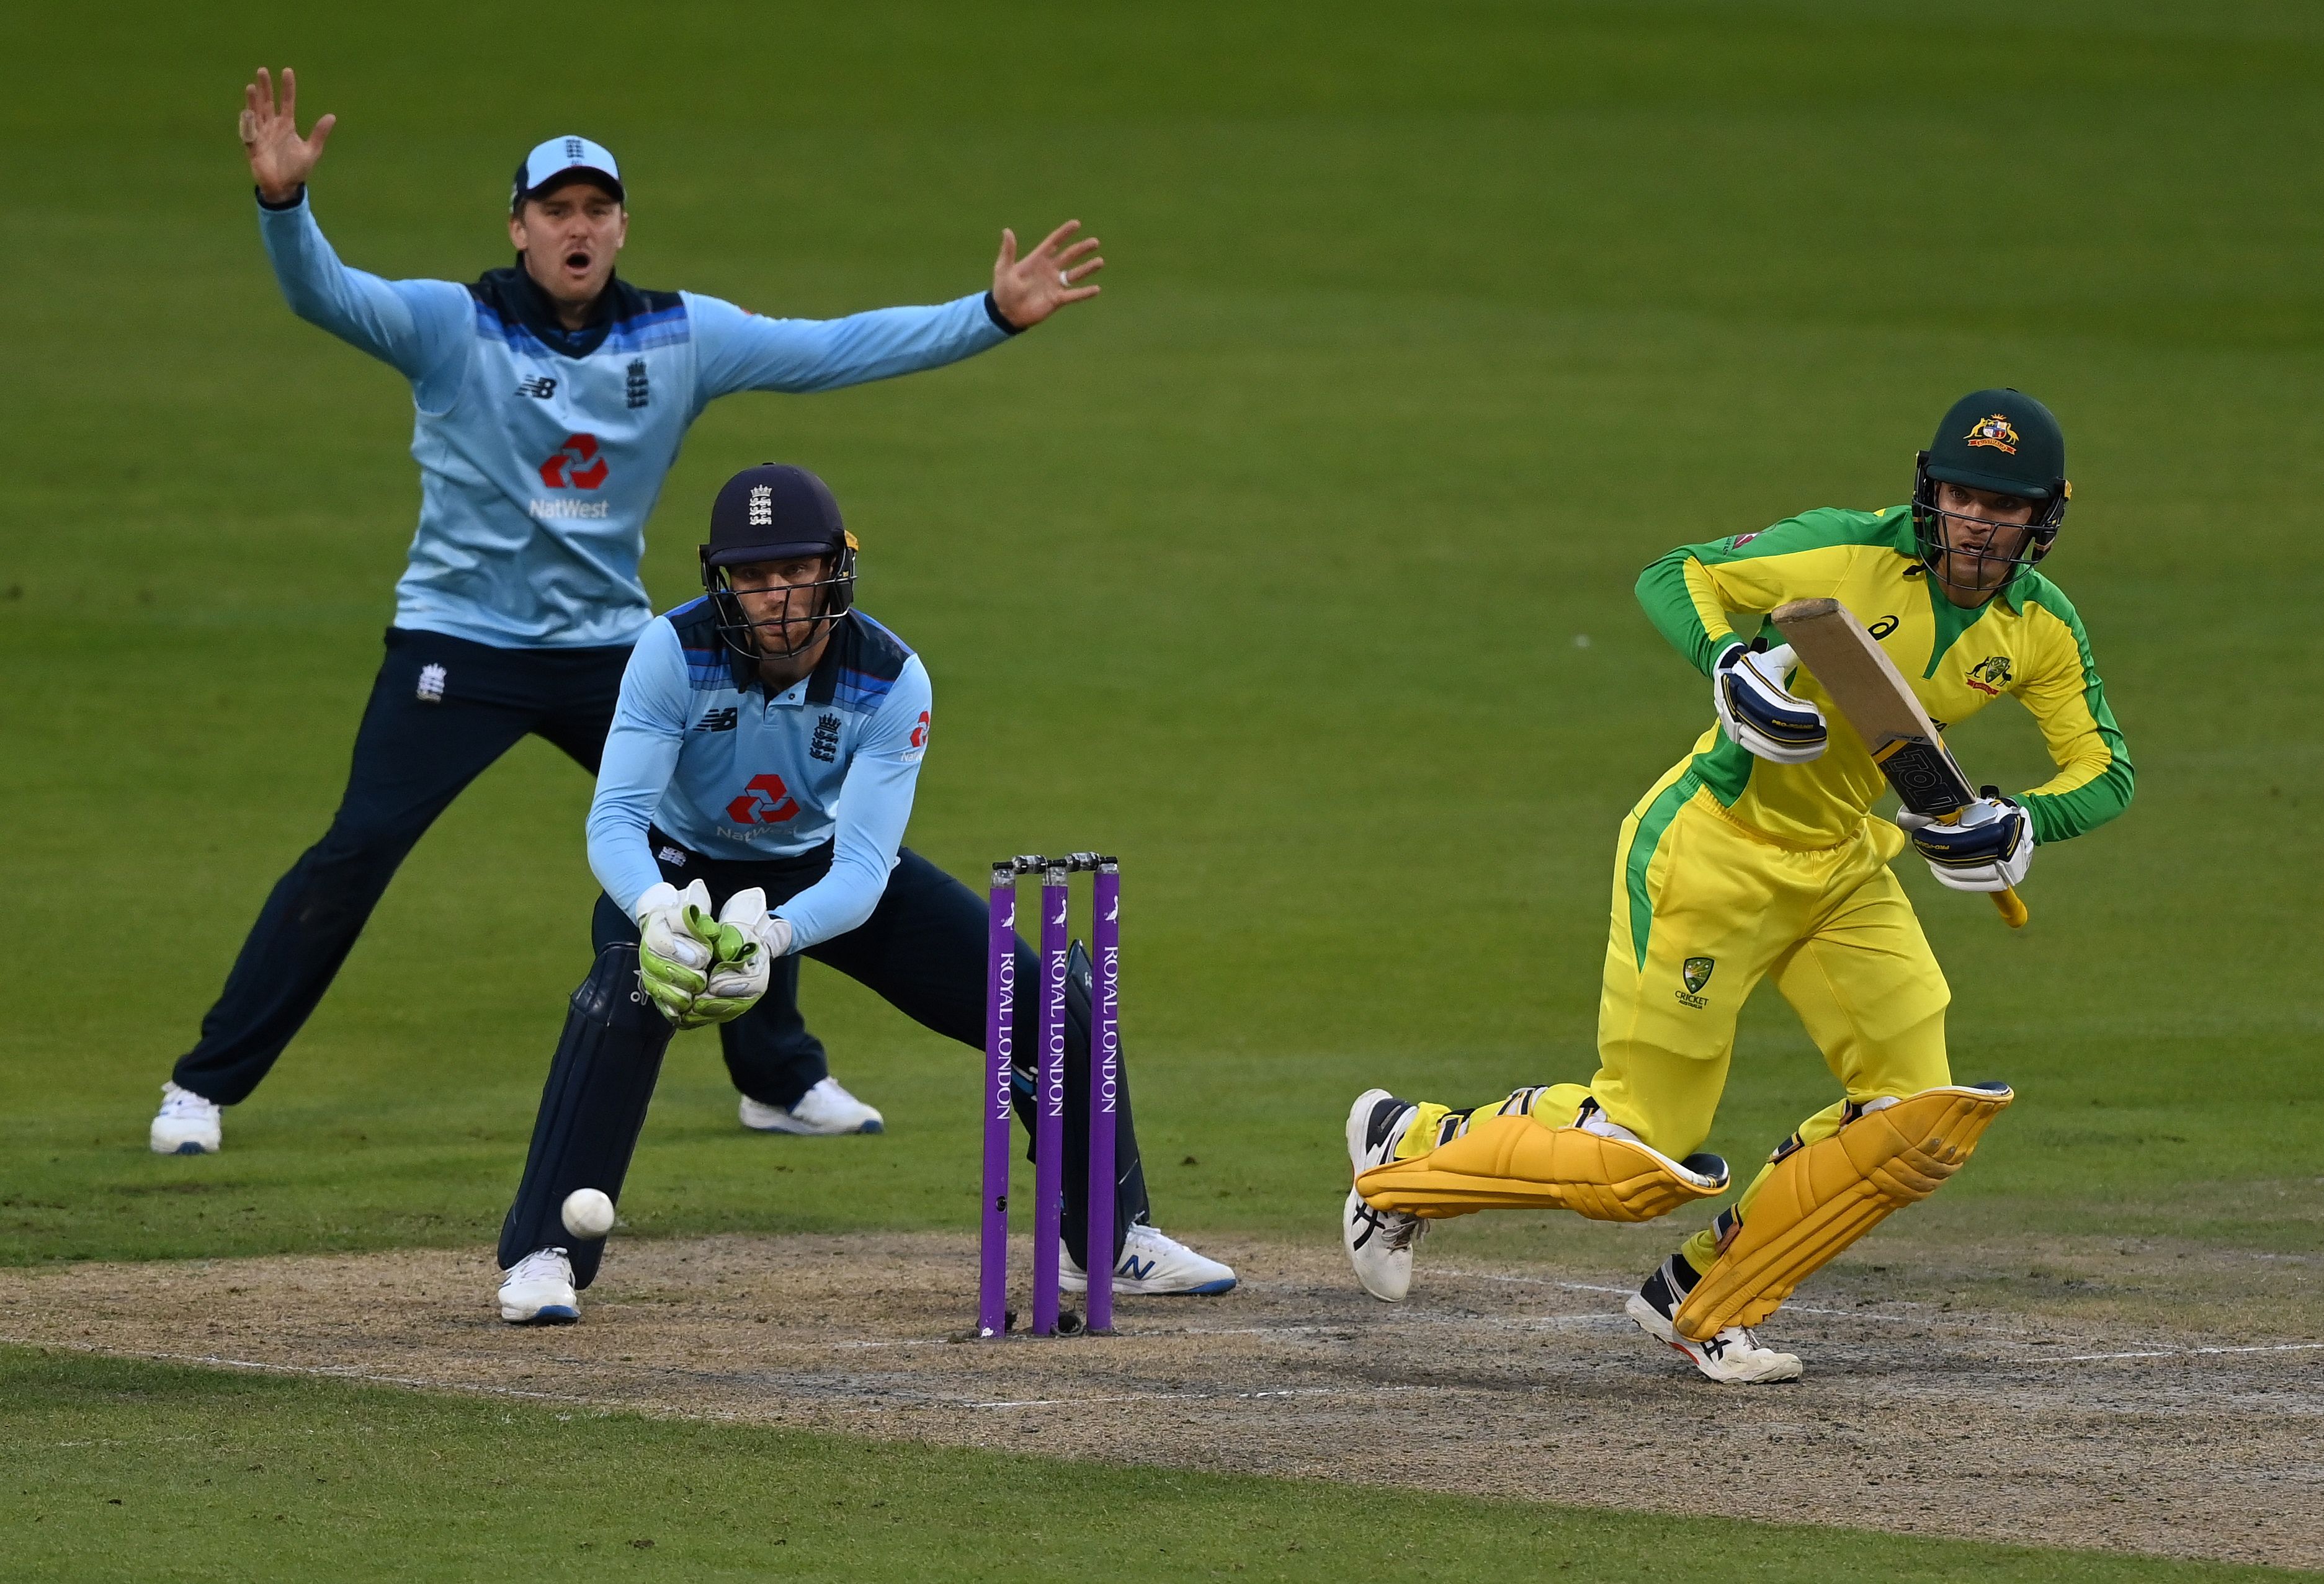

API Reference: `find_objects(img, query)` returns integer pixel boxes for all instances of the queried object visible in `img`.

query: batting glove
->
[1712,639,1826,763]
[635,879,713,1026]
[1896,791,2034,893]
[689,886,793,1026]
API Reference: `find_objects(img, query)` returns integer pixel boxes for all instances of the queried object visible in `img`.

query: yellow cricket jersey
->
[1631,505,2134,850]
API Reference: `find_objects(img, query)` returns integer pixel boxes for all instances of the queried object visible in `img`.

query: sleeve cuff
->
[255,184,307,213]
[982,291,1025,336]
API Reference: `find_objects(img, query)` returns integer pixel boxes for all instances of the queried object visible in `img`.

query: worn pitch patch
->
[1,1231,2317,1570]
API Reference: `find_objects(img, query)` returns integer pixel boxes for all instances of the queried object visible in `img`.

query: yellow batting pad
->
[1673,1083,2012,1340]
[1355,1113,1729,1224]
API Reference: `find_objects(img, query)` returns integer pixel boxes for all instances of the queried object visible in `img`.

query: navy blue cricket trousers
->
[172,628,833,1108]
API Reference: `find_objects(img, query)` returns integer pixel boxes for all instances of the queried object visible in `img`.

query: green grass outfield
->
[2,1,2320,1570]
[3,1346,2296,1583]
[6,0,2317,1263]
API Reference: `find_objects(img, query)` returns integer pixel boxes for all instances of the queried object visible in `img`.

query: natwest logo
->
[725,773,800,825]
[539,433,609,490]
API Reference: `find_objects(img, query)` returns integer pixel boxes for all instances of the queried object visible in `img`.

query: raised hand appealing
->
[238,67,335,205]
[990,220,1104,329]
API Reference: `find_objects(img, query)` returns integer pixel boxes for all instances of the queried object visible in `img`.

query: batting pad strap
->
[1354,1113,1729,1224]
[1671,1083,2013,1341]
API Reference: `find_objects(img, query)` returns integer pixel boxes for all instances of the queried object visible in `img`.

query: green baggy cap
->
[1924,389,2065,501]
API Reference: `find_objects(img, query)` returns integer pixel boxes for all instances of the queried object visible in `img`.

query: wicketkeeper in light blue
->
[150,67,1105,1156]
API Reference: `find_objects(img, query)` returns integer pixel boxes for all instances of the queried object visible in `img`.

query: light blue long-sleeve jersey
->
[257,193,1014,648]
[586,601,931,950]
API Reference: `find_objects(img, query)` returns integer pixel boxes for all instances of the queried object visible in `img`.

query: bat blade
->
[1770,597,2027,930]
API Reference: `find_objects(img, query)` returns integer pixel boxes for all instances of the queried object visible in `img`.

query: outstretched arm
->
[690,220,1106,403]
[240,68,467,396]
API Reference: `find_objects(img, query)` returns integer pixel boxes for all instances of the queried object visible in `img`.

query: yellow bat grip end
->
[1993,887,2029,930]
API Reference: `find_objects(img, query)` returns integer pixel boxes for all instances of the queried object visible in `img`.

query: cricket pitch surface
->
[4,1229,2317,1569]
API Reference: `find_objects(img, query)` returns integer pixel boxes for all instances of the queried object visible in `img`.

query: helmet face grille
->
[1911,450,2067,594]
[702,546,857,662]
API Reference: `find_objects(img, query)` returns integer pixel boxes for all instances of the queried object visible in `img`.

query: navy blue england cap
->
[511,135,623,210]
[704,464,855,566]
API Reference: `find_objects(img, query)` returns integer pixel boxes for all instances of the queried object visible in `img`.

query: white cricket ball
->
[561,1188,616,1240]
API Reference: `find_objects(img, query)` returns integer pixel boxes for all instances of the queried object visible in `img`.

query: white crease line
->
[2032,1342,2324,1364]
[963,1384,1428,1411]
[837,1311,1633,1350]
[1432,1268,2022,1334]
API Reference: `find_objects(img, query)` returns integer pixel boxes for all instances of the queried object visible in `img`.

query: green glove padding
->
[682,902,764,1026]
[638,937,708,1025]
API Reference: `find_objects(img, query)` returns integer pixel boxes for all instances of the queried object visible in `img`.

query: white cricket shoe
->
[1061,1224,1238,1296]
[1342,1087,1426,1301]
[1625,1256,1802,1384]
[498,1247,581,1325]
[738,1077,885,1136]
[150,1082,222,1155]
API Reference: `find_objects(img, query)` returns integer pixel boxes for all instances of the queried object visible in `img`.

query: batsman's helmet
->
[1911,388,2070,581]
[699,463,857,661]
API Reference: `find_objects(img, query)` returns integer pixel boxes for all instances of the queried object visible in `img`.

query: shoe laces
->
[1130,1221,1212,1257]
[158,1083,218,1118]
[507,1247,571,1282]
[1351,1200,1425,1252]
[800,1077,867,1113]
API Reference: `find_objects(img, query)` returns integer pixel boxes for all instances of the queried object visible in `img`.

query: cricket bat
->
[1770,598,2029,930]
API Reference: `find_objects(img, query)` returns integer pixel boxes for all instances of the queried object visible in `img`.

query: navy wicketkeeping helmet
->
[699,464,857,661]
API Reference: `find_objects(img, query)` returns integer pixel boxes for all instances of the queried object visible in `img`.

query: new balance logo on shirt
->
[697,708,739,732]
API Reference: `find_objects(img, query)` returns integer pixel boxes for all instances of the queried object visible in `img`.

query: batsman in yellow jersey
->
[1341,389,2133,1383]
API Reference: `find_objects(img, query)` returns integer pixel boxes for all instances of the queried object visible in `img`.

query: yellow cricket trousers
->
[1591,779,1955,1163]
[1383,774,1959,1273]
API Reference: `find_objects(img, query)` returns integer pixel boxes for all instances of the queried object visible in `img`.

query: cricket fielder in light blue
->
[151,68,1105,1155]
[493,464,1235,1322]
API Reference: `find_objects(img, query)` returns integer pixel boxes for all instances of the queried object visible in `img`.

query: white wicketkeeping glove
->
[635,879,714,1026]
[1896,793,2034,893]
[1712,640,1827,763]
[689,886,793,1026]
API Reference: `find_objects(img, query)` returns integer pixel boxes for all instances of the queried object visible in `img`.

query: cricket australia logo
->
[415,663,447,703]
[1964,414,2019,454]
[747,486,774,528]
[1675,956,1715,1009]
[1965,655,2013,697]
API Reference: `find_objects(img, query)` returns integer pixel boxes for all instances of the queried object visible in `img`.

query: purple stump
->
[1030,858,1071,1335]
[1086,857,1120,1335]
[977,861,1018,1338]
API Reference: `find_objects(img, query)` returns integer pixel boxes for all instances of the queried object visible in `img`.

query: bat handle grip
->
[1992,887,2029,930]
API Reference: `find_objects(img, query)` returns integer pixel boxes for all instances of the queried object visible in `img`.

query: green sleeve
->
[1633,507,1905,677]
[2012,577,2135,844]
[1634,547,1740,676]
